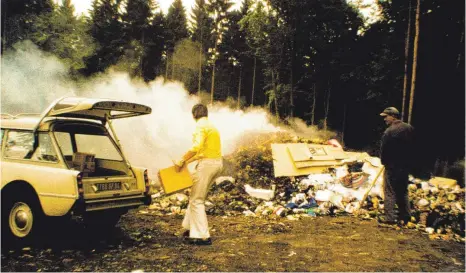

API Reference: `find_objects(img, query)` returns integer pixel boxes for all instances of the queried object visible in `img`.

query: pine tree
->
[165,0,189,79]
[206,0,234,103]
[84,0,125,75]
[30,0,95,75]
[217,6,250,106]
[122,0,155,41]
[143,11,166,81]
[190,0,212,92]
[1,0,54,51]
[120,0,156,77]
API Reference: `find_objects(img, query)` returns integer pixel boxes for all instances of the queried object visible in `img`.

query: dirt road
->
[2,209,465,272]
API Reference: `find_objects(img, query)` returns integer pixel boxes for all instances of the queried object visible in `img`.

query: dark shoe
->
[185,237,212,245]
[182,230,190,237]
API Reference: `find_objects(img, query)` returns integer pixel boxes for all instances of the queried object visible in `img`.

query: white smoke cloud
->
[80,73,282,175]
[1,41,77,113]
[1,41,281,177]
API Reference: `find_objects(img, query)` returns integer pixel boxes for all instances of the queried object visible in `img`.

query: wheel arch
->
[1,180,44,215]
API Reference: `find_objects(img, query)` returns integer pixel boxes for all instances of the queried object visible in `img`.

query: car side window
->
[54,132,73,157]
[4,131,34,159]
[4,131,58,162]
[54,132,73,164]
[30,133,58,162]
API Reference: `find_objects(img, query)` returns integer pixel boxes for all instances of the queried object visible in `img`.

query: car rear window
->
[53,124,123,161]
[75,134,122,161]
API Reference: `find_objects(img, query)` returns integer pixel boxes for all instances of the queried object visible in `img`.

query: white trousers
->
[182,158,223,239]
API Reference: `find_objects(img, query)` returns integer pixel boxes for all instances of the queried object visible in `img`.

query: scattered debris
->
[146,132,465,242]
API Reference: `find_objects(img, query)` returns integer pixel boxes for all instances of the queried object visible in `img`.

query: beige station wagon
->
[1,97,153,245]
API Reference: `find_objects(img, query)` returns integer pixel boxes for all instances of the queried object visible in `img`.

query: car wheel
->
[2,195,43,247]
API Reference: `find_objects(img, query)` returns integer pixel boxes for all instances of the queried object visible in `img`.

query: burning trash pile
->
[145,132,465,242]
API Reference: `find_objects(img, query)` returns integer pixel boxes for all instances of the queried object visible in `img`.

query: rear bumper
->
[72,194,151,213]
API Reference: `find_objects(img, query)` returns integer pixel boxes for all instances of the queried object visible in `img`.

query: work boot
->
[184,237,212,246]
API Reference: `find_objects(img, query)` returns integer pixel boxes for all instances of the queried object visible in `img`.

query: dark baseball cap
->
[380,107,400,117]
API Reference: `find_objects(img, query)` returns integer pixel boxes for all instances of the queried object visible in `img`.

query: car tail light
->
[144,169,150,193]
[77,172,84,197]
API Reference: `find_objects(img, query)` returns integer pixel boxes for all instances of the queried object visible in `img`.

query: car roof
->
[1,116,101,131]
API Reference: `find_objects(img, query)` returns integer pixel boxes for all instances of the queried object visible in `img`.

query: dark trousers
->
[384,167,411,222]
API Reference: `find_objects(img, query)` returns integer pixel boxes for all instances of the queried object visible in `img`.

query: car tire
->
[1,194,43,248]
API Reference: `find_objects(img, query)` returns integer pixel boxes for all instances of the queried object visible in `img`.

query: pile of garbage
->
[408,178,465,241]
[145,132,465,242]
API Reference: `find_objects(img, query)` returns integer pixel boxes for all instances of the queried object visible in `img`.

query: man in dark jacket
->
[379,107,415,225]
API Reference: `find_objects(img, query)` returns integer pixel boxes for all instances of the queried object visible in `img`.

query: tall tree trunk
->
[271,70,279,120]
[408,0,420,124]
[198,42,203,93]
[342,103,347,147]
[237,67,242,109]
[457,31,464,68]
[324,80,331,131]
[140,31,144,78]
[210,42,218,105]
[198,27,203,93]
[171,52,175,80]
[251,56,256,106]
[210,62,216,104]
[311,83,316,125]
[401,0,412,121]
[290,42,294,118]
[165,54,169,80]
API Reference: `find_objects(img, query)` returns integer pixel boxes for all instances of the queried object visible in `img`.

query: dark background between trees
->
[1,0,464,181]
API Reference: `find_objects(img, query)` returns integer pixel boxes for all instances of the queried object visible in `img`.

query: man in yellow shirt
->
[175,103,223,245]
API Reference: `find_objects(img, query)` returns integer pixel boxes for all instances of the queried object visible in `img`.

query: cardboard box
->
[287,143,313,162]
[159,165,193,194]
[71,152,95,173]
[72,152,95,164]
[84,162,95,172]
[271,144,329,177]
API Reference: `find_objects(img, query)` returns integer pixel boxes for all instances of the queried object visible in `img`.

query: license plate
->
[96,182,121,191]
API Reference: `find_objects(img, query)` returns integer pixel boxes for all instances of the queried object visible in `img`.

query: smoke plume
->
[1,41,283,177]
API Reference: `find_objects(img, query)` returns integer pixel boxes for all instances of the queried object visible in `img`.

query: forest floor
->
[2,208,465,272]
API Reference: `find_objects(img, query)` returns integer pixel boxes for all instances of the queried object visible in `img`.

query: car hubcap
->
[9,202,33,238]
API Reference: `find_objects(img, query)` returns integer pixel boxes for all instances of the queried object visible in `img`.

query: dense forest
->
[1,0,464,179]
